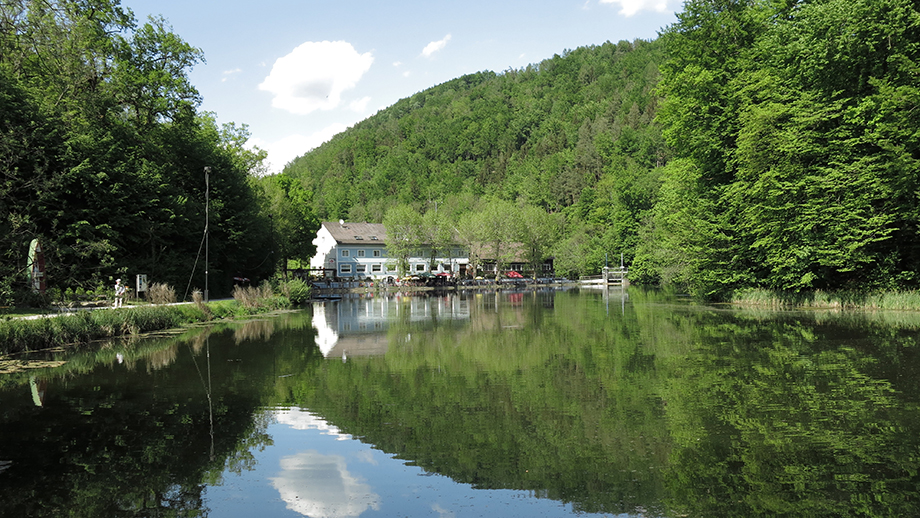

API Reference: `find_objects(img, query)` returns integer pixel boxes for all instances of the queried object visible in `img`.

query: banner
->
[28,239,46,293]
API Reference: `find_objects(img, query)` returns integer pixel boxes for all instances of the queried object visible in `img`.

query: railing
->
[579,268,628,285]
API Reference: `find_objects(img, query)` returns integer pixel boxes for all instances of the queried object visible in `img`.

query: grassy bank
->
[0,282,308,355]
[731,288,920,311]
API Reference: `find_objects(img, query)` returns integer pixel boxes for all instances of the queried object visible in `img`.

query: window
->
[356,264,366,273]
[354,236,363,240]
[452,249,460,257]
[357,250,365,257]
[341,249,349,257]
[415,264,425,272]
[373,249,381,257]
[386,264,396,272]
[340,264,352,274]
[372,264,382,273]
[370,236,379,240]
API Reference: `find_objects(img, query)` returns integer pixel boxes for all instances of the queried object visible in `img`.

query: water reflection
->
[271,450,380,518]
[275,407,352,441]
[312,293,471,358]
[3,289,920,517]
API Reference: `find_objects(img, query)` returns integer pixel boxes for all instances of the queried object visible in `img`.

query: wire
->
[184,229,207,302]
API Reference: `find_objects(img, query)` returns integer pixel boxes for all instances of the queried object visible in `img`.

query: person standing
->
[113,278,126,308]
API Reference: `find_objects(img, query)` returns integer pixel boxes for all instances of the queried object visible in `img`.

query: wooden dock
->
[579,267,628,286]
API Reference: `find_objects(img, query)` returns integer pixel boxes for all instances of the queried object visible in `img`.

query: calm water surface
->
[2,288,920,517]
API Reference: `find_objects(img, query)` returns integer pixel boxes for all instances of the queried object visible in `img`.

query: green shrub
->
[282,279,312,305]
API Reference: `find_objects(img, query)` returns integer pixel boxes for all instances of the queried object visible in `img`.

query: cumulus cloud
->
[250,123,348,174]
[421,34,451,57]
[600,0,672,16]
[259,41,373,115]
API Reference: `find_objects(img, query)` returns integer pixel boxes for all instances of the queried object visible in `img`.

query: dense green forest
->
[286,0,920,297]
[5,0,920,304]
[286,39,667,280]
[0,0,317,305]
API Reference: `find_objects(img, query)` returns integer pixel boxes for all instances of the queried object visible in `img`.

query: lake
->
[2,287,920,517]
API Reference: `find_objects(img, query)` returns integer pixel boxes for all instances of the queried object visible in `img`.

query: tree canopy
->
[0,0,281,303]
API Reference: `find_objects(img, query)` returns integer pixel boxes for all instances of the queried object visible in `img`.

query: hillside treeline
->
[0,0,316,305]
[286,39,667,279]
[287,0,920,297]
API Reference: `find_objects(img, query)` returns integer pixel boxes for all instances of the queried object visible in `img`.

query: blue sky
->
[120,0,680,173]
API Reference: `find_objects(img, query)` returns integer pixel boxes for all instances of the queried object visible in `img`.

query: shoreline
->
[0,299,290,356]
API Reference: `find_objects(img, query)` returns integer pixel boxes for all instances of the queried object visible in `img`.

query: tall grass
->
[232,283,287,311]
[0,306,189,353]
[148,282,177,304]
[0,286,294,354]
[732,288,920,311]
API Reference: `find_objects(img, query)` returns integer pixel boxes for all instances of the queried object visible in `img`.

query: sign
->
[28,239,46,293]
[136,274,148,294]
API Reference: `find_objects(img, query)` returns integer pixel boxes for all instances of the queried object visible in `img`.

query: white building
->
[310,221,469,280]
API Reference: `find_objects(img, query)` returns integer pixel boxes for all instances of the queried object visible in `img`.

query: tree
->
[420,208,454,271]
[383,204,423,277]
[256,173,320,275]
[517,205,563,278]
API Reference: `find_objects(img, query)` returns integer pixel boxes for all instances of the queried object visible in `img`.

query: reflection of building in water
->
[312,294,471,358]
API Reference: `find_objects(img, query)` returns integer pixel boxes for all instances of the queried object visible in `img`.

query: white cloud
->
[349,96,371,113]
[222,68,242,82]
[421,34,451,58]
[600,0,672,16]
[259,41,373,115]
[250,123,348,174]
[392,61,403,67]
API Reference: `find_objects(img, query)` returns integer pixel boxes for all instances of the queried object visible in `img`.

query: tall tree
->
[383,204,423,277]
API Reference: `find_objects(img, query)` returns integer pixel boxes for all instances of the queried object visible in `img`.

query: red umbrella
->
[507,271,523,278]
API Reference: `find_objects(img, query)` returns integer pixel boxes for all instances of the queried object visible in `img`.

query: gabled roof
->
[322,221,387,245]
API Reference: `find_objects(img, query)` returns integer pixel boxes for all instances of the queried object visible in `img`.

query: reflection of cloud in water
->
[354,449,378,466]
[271,451,380,518]
[274,407,351,441]
[432,503,455,517]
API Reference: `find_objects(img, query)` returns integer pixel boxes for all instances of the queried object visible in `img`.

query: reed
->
[232,283,288,312]
[148,282,177,305]
[731,288,920,311]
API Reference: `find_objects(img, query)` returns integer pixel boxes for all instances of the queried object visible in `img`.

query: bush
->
[281,279,312,305]
[148,282,177,305]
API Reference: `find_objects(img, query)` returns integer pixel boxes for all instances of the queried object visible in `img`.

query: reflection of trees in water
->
[302,290,672,516]
[233,319,276,344]
[658,310,920,518]
[145,345,179,372]
[297,290,920,517]
[0,315,312,518]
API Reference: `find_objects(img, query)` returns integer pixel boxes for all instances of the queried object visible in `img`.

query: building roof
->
[322,221,387,245]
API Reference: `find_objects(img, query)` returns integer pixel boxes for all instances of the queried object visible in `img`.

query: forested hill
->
[285,39,667,278]
[287,0,920,298]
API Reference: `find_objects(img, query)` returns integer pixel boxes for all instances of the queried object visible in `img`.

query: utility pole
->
[204,166,210,302]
